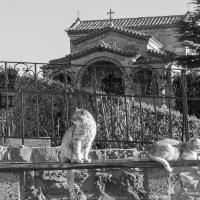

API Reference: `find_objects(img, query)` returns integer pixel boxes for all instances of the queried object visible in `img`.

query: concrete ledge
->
[0,145,200,200]
[0,159,200,172]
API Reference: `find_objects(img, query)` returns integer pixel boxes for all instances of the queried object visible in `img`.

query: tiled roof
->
[67,14,186,34]
[71,25,152,45]
[133,56,163,64]
[147,49,177,59]
[49,44,139,64]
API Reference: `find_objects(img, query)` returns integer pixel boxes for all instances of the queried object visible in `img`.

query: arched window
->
[81,61,124,95]
[102,73,123,95]
[133,69,158,95]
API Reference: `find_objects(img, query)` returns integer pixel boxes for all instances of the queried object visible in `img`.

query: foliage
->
[95,96,200,149]
[11,76,200,148]
[172,70,200,118]
[176,0,200,67]
[0,67,18,88]
[12,76,94,143]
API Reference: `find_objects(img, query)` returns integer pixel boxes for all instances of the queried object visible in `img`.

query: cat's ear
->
[191,138,199,144]
[80,108,87,115]
[193,138,199,142]
[75,107,80,112]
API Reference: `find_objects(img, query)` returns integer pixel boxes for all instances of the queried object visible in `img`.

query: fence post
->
[20,171,25,200]
[181,69,189,141]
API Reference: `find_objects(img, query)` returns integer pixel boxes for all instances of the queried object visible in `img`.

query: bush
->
[12,76,94,142]
[0,67,18,89]
[11,76,200,148]
[95,96,200,149]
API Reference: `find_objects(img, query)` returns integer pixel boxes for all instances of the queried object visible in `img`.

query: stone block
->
[119,171,146,200]
[0,172,20,200]
[46,182,69,195]
[26,187,47,200]
[7,146,33,162]
[0,146,9,161]
[118,56,125,61]
[0,145,32,162]
[32,147,60,162]
[147,168,171,200]
[180,173,199,191]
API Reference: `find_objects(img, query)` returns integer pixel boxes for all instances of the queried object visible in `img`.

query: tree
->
[176,0,200,68]
[0,67,18,89]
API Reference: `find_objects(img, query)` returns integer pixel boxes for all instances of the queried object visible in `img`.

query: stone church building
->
[43,11,190,106]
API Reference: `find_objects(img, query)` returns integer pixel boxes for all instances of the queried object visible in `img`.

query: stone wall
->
[0,145,199,200]
[0,138,51,147]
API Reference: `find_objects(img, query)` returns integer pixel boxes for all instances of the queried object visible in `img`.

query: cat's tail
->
[67,169,75,200]
[147,153,173,172]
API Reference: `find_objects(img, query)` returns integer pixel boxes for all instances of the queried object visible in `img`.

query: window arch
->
[81,61,124,95]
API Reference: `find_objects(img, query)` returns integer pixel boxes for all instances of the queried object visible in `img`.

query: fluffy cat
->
[60,108,96,199]
[147,138,200,172]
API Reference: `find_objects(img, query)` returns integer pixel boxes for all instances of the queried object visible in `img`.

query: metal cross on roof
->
[107,9,114,21]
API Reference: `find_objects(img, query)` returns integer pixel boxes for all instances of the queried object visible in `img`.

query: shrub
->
[95,96,200,149]
[0,67,18,89]
[12,76,94,145]
[11,76,200,148]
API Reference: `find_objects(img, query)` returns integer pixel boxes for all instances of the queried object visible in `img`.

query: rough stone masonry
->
[0,145,200,200]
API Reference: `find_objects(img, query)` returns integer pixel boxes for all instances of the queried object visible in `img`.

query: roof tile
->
[49,44,139,64]
[67,14,185,34]
[71,25,152,45]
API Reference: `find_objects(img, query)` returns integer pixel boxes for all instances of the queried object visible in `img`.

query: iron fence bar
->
[93,67,98,140]
[94,139,153,144]
[153,97,158,140]
[139,97,144,144]
[152,70,158,141]
[123,68,129,142]
[34,63,39,138]
[168,98,173,139]
[181,69,189,141]
[5,62,10,137]
[110,95,114,139]
[13,89,186,100]
[51,94,54,139]
[64,66,69,130]
[21,92,24,145]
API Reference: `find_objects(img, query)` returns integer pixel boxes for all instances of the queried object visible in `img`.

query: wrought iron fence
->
[0,61,199,149]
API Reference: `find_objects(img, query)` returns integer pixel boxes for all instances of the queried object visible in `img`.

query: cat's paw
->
[83,158,91,163]
[71,159,83,163]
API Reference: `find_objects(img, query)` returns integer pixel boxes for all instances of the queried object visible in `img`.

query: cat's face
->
[191,138,200,152]
[72,108,88,126]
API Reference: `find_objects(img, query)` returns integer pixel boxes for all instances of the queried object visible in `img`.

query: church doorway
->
[81,61,124,95]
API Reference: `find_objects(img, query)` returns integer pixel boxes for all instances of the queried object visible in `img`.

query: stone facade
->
[0,145,200,200]
[42,13,190,108]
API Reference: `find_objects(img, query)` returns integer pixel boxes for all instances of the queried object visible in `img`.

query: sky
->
[0,0,193,63]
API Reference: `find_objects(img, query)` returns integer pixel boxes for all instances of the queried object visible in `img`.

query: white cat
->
[60,108,96,199]
[147,138,200,172]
